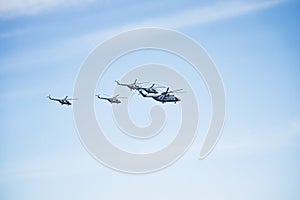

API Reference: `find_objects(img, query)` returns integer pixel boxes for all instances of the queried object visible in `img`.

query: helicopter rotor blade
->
[100,93,111,97]
[171,89,183,92]
[67,98,78,100]
[168,89,184,93]
[153,86,165,89]
[136,81,149,85]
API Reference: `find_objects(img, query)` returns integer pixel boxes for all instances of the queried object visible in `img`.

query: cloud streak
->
[79,0,285,41]
[135,0,285,29]
[0,0,285,73]
[0,0,96,18]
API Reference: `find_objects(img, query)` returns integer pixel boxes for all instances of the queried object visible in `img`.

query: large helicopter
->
[95,94,126,104]
[138,88,182,104]
[47,95,77,105]
[115,79,148,90]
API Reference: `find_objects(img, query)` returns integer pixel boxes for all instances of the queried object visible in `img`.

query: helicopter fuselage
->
[98,96,121,104]
[48,96,72,105]
[138,90,180,104]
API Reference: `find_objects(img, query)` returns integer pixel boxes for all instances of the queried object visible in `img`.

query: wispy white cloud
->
[0,0,96,18]
[134,0,285,29]
[0,0,285,73]
[77,0,285,40]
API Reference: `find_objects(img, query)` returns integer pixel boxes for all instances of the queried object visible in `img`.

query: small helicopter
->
[95,94,126,104]
[47,95,77,106]
[138,88,183,104]
[115,79,148,90]
[138,83,165,94]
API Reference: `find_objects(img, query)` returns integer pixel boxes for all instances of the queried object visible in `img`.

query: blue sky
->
[1,0,300,199]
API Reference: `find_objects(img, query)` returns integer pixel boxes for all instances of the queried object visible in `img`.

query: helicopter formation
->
[113,79,184,104]
[48,79,185,105]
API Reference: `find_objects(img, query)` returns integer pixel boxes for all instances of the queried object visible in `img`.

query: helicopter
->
[47,95,76,106]
[138,88,182,104]
[95,94,126,104]
[138,83,165,94]
[115,79,148,90]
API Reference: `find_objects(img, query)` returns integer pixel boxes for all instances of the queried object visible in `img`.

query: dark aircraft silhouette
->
[47,95,77,106]
[138,88,181,104]
[139,83,165,94]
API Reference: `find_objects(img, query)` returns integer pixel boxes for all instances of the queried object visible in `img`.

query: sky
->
[1,0,300,199]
